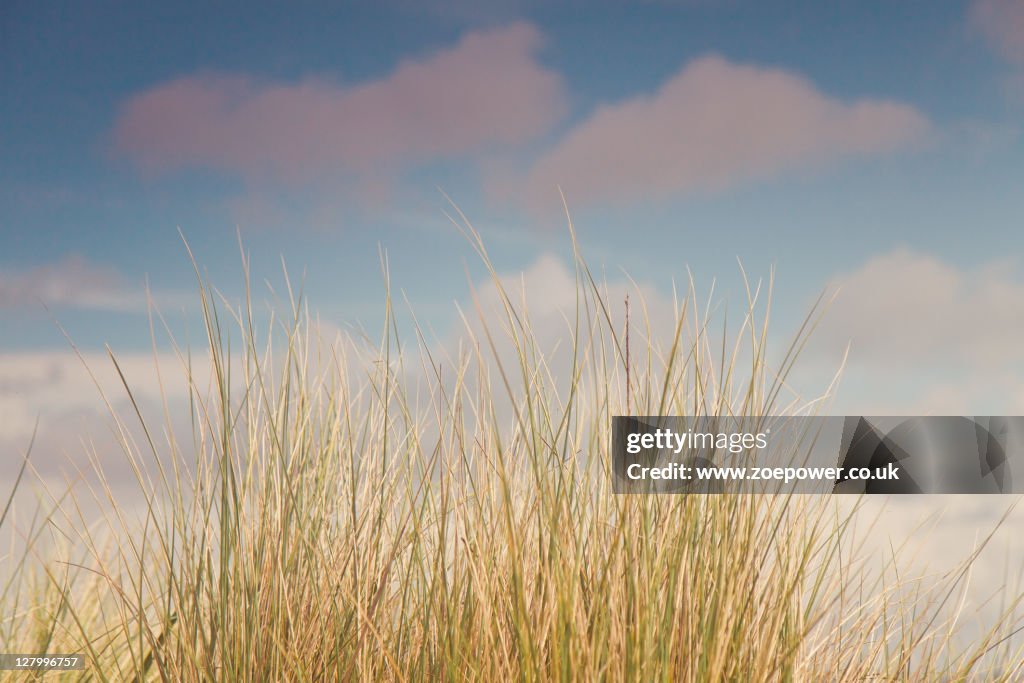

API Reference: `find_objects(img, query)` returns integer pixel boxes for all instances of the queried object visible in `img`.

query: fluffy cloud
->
[514,55,929,210]
[0,350,195,446]
[467,248,1024,419]
[0,349,203,502]
[112,23,566,183]
[0,318,383,490]
[971,0,1024,64]
[463,252,673,354]
[0,255,178,313]
[817,248,1024,370]
[801,248,1024,415]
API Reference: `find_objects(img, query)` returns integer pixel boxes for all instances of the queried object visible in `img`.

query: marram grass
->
[2,224,1022,681]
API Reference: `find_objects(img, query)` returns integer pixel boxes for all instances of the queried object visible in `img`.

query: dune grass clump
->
[1,222,1022,681]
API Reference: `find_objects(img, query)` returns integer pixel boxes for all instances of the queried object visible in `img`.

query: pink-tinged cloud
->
[112,23,565,181]
[971,0,1024,64]
[515,55,930,210]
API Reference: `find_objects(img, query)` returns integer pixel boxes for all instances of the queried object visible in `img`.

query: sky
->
[3,0,1024,465]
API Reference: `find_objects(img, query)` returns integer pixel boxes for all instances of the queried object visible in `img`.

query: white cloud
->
[800,248,1024,415]
[0,350,189,440]
[0,321,377,487]
[459,252,674,368]
[817,248,1024,370]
